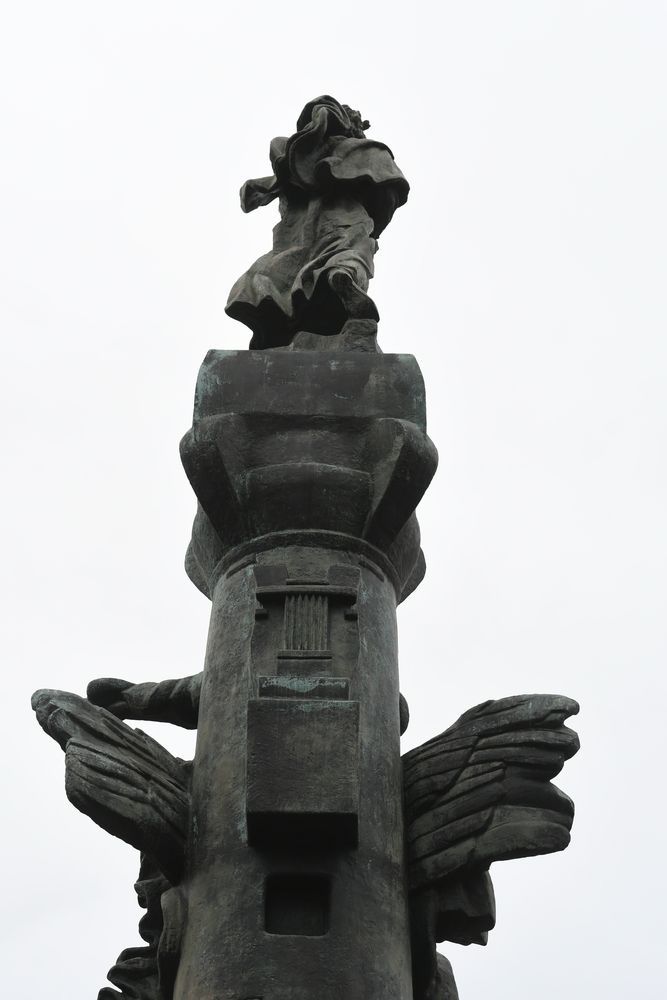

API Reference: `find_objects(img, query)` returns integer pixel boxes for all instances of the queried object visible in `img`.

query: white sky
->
[1,2,665,997]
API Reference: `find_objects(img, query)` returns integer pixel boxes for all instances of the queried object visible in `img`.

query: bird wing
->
[403,694,579,945]
[32,688,190,884]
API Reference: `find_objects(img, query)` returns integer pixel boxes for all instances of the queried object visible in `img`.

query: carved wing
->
[32,689,190,884]
[33,689,191,1000]
[403,694,579,948]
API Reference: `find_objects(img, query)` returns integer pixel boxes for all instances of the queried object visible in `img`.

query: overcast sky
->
[1,3,665,998]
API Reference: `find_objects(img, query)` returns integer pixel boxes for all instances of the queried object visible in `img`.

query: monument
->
[32,96,579,1000]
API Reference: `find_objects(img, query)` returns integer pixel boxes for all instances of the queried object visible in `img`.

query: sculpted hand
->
[87,677,150,720]
[86,674,201,728]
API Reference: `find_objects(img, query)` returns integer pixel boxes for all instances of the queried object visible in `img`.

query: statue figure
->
[32,97,580,1000]
[225,95,409,349]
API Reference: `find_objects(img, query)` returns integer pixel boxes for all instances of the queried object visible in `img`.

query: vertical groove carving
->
[283,594,329,651]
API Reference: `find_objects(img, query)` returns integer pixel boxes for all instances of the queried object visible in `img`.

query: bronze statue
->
[32,98,579,1000]
[226,95,409,348]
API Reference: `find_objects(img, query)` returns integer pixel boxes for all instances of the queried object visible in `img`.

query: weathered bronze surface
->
[33,97,579,1000]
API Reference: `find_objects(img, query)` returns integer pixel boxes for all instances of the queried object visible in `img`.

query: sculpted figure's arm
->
[87,673,202,729]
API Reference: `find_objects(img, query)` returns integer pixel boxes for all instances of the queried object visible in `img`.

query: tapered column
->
[175,349,438,999]
[173,543,408,999]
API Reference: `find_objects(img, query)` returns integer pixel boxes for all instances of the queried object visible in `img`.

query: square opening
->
[264,874,331,936]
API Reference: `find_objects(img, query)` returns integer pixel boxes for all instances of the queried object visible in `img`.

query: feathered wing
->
[32,688,190,883]
[32,688,190,1000]
[403,694,579,1000]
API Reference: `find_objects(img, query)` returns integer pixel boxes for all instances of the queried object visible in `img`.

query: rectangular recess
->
[276,650,332,660]
[264,874,331,936]
[258,676,349,700]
